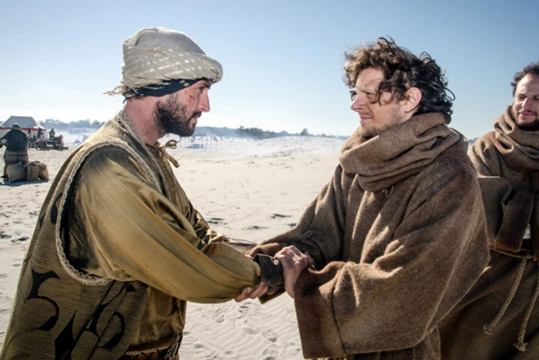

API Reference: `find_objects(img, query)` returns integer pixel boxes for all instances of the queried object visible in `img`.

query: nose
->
[521,97,531,109]
[198,91,210,112]
[350,93,366,112]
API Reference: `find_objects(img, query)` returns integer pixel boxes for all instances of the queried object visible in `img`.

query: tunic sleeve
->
[65,147,261,303]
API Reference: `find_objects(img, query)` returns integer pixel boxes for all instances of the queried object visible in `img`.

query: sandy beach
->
[0,135,345,359]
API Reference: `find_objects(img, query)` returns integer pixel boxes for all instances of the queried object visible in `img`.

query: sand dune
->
[0,135,344,359]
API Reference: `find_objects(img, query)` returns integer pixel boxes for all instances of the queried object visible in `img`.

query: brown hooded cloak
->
[249,113,489,359]
[440,106,539,359]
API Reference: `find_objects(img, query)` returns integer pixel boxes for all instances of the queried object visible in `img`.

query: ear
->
[403,87,422,114]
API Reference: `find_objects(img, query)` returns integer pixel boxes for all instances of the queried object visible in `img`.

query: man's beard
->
[154,95,201,137]
[518,116,539,131]
[358,115,403,140]
[359,126,383,140]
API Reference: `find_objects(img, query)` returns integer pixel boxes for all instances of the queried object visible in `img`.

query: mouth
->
[190,112,202,124]
[359,115,372,123]
[519,111,537,118]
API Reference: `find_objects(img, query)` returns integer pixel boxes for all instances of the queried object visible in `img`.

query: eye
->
[195,85,209,95]
[350,90,357,101]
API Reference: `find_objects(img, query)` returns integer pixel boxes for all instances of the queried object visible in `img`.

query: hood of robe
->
[486,105,539,172]
[339,112,464,192]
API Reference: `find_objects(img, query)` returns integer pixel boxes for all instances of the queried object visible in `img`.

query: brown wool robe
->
[440,106,539,359]
[248,113,489,359]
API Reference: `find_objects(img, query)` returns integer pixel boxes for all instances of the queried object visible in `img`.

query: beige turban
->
[108,27,222,96]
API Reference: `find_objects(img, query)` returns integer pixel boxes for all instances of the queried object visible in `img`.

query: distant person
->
[245,37,489,359]
[29,134,36,149]
[48,128,55,139]
[440,62,539,359]
[0,123,28,178]
[0,27,273,359]
[37,127,43,139]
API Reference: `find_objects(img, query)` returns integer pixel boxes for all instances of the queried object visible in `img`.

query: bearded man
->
[440,62,539,359]
[246,38,489,359]
[0,27,271,360]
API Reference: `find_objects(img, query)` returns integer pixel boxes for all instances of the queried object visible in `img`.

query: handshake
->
[235,245,314,302]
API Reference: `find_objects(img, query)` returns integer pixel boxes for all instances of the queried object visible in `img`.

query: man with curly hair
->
[440,62,539,359]
[246,38,490,359]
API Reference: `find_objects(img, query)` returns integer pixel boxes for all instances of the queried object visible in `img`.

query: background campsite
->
[0,116,45,139]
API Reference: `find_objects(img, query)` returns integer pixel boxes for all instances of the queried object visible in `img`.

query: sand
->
[0,135,345,359]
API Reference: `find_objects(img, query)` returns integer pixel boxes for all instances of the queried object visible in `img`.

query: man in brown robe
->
[0,27,271,360]
[440,62,539,359]
[247,38,490,359]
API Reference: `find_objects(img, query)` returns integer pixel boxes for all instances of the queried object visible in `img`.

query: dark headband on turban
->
[122,78,202,98]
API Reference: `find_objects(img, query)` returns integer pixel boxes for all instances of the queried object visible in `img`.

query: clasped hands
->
[235,245,313,302]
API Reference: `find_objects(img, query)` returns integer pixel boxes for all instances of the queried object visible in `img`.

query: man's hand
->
[234,281,269,302]
[274,246,313,298]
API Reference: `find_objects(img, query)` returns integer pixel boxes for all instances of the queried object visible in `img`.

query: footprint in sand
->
[237,301,263,321]
[270,213,291,219]
[238,303,251,318]
[192,343,212,356]
[262,345,279,359]
[244,225,268,230]
[242,327,259,336]
[263,329,278,343]
[207,217,226,225]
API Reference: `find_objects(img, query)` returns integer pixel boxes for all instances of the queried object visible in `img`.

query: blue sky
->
[1,0,538,138]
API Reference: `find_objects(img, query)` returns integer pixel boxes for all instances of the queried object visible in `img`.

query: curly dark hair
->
[343,37,454,123]
[511,62,539,95]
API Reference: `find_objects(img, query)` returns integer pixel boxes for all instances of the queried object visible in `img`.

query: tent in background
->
[0,116,46,138]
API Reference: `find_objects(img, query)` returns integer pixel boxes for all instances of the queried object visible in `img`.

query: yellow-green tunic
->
[0,111,261,359]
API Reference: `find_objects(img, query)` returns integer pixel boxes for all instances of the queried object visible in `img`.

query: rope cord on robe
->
[383,186,394,198]
[515,259,539,351]
[483,249,538,352]
[158,139,181,168]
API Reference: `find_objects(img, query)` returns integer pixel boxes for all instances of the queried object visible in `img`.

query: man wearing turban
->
[0,27,274,360]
